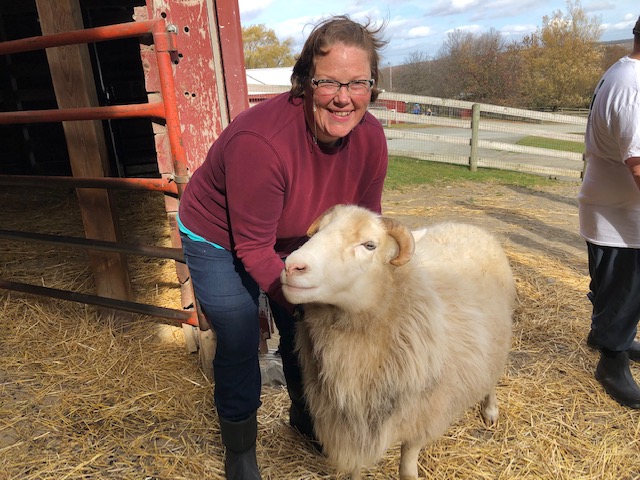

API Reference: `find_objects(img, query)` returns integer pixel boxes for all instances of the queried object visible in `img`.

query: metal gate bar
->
[0,18,196,326]
[0,175,179,196]
[0,229,185,262]
[0,280,195,324]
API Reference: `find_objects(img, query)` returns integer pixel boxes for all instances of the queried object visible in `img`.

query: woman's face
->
[306,43,372,146]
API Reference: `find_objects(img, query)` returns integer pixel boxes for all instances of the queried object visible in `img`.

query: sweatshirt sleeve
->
[222,132,295,311]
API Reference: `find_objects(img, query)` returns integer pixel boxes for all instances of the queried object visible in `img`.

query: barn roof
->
[245,67,293,86]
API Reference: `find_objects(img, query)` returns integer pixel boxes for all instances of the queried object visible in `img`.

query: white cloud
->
[428,0,481,16]
[407,26,432,38]
[583,1,617,14]
[608,14,637,31]
[499,23,538,36]
[445,24,483,34]
[238,0,274,22]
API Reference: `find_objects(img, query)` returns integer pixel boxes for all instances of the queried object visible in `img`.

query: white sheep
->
[280,204,514,480]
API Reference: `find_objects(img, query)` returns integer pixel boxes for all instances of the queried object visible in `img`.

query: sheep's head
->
[281,205,415,310]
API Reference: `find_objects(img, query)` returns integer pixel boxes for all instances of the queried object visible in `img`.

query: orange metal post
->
[151,21,189,196]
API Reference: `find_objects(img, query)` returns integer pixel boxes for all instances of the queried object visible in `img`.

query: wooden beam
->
[35,0,133,304]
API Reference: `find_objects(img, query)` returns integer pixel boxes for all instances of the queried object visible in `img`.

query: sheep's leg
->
[399,442,420,480]
[480,390,499,426]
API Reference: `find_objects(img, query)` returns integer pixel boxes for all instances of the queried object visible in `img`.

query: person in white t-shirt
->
[578,16,640,408]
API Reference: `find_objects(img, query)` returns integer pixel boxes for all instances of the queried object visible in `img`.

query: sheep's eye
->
[363,241,377,251]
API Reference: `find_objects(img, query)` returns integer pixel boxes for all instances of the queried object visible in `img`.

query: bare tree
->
[427,28,518,105]
[396,0,604,110]
[394,51,433,95]
[601,43,632,71]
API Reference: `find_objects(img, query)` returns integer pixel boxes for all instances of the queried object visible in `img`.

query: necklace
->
[312,102,318,144]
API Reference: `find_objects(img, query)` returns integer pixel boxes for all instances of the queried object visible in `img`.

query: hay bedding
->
[1,182,639,479]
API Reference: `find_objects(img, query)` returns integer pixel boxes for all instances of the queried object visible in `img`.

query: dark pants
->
[587,241,640,352]
[180,233,301,421]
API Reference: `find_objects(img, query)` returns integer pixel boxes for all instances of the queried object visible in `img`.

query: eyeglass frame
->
[311,78,375,95]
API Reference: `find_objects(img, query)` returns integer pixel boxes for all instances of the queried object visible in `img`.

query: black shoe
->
[219,413,262,480]
[586,332,640,362]
[595,351,640,409]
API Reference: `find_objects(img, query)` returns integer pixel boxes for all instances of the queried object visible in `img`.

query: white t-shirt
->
[578,55,640,248]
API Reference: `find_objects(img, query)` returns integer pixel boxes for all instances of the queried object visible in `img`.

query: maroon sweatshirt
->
[178,92,388,310]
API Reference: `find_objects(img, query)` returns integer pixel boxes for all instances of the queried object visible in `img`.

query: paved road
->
[386,122,586,180]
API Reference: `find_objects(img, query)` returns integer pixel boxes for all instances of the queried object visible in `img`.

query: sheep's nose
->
[285,262,308,276]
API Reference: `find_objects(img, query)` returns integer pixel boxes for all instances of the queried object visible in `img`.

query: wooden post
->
[35,0,133,305]
[469,103,480,172]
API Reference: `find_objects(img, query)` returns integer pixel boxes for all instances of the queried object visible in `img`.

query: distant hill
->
[600,38,633,48]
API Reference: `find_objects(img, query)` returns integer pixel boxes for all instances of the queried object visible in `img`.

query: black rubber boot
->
[219,412,262,480]
[595,350,640,409]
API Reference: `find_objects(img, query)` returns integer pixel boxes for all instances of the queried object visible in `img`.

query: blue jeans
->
[180,232,300,421]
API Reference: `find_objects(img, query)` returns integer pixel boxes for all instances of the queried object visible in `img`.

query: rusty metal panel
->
[136,1,233,174]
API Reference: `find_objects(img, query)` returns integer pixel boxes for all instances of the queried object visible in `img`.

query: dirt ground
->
[7,178,640,479]
[382,179,586,271]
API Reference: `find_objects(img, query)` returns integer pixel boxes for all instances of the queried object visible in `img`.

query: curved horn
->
[306,204,340,237]
[381,217,415,266]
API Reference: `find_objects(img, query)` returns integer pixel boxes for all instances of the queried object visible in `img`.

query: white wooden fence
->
[373,92,586,180]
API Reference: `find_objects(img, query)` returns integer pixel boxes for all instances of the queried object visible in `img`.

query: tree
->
[396,0,606,109]
[520,0,602,109]
[393,52,433,95]
[425,29,521,105]
[601,43,631,71]
[242,24,296,69]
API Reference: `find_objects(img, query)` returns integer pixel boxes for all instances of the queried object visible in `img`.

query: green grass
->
[516,136,584,153]
[384,156,562,190]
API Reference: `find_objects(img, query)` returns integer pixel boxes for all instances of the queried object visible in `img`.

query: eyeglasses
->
[311,78,374,95]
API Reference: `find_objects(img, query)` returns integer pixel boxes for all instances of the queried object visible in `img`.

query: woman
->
[177,15,388,478]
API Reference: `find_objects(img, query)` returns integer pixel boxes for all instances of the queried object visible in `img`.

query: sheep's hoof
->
[481,392,499,426]
[482,408,499,427]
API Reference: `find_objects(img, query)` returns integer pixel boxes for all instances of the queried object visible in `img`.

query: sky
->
[237,0,639,66]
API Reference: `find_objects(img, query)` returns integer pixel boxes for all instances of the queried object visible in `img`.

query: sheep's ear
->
[381,217,415,266]
[306,205,340,237]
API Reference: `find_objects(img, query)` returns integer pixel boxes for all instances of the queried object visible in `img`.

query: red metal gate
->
[0,18,199,326]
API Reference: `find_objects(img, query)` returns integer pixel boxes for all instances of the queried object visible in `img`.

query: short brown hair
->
[290,15,387,102]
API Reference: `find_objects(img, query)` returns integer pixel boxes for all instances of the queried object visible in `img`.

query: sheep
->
[280,204,514,480]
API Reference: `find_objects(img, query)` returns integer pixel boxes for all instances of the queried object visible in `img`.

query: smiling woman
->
[176,14,389,479]
[305,44,373,145]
